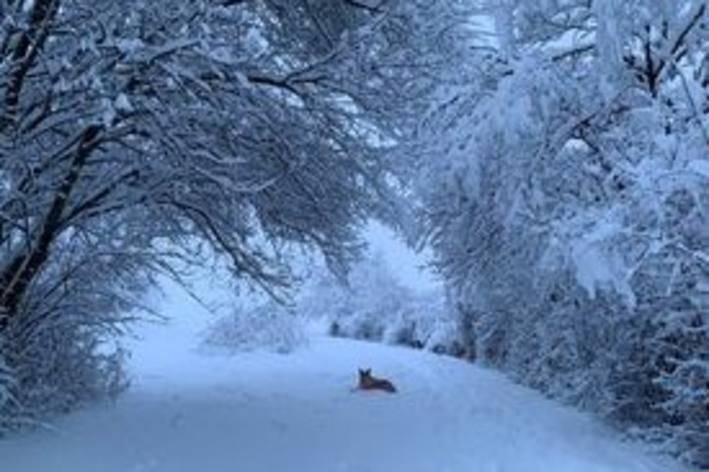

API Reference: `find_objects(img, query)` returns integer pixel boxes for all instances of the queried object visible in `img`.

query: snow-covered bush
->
[0,242,138,432]
[298,254,458,355]
[9,324,128,419]
[203,303,307,354]
[17,326,128,416]
[424,319,464,356]
[0,323,128,435]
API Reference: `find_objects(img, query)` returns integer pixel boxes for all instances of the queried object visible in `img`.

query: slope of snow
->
[0,287,691,471]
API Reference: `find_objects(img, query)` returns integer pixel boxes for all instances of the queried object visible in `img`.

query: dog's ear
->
[365,368,371,375]
[358,368,364,375]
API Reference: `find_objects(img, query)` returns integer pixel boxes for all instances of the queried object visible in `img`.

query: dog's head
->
[358,368,372,381]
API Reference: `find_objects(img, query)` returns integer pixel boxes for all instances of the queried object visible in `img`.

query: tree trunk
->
[0,0,60,132]
[0,124,102,329]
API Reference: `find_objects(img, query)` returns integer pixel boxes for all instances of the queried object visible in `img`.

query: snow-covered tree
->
[412,0,708,466]
[0,0,473,430]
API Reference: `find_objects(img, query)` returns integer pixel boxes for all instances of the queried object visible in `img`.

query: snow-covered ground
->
[0,287,690,472]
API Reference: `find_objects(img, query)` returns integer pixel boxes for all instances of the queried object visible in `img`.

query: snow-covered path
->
[0,333,688,472]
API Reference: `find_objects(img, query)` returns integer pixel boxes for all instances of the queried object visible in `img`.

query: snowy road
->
[0,334,688,472]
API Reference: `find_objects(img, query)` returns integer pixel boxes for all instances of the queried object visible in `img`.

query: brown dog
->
[356,368,397,393]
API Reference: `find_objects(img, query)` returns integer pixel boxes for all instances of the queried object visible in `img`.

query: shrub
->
[202,303,307,354]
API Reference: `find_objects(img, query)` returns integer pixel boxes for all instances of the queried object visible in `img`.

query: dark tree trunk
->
[0,125,102,328]
[0,0,60,132]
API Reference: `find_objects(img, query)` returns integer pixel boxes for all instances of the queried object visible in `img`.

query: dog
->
[355,368,397,393]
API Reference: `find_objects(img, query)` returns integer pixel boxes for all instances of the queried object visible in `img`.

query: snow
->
[0,293,690,472]
[569,213,634,301]
[687,159,709,179]
[115,93,134,113]
[21,0,36,13]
